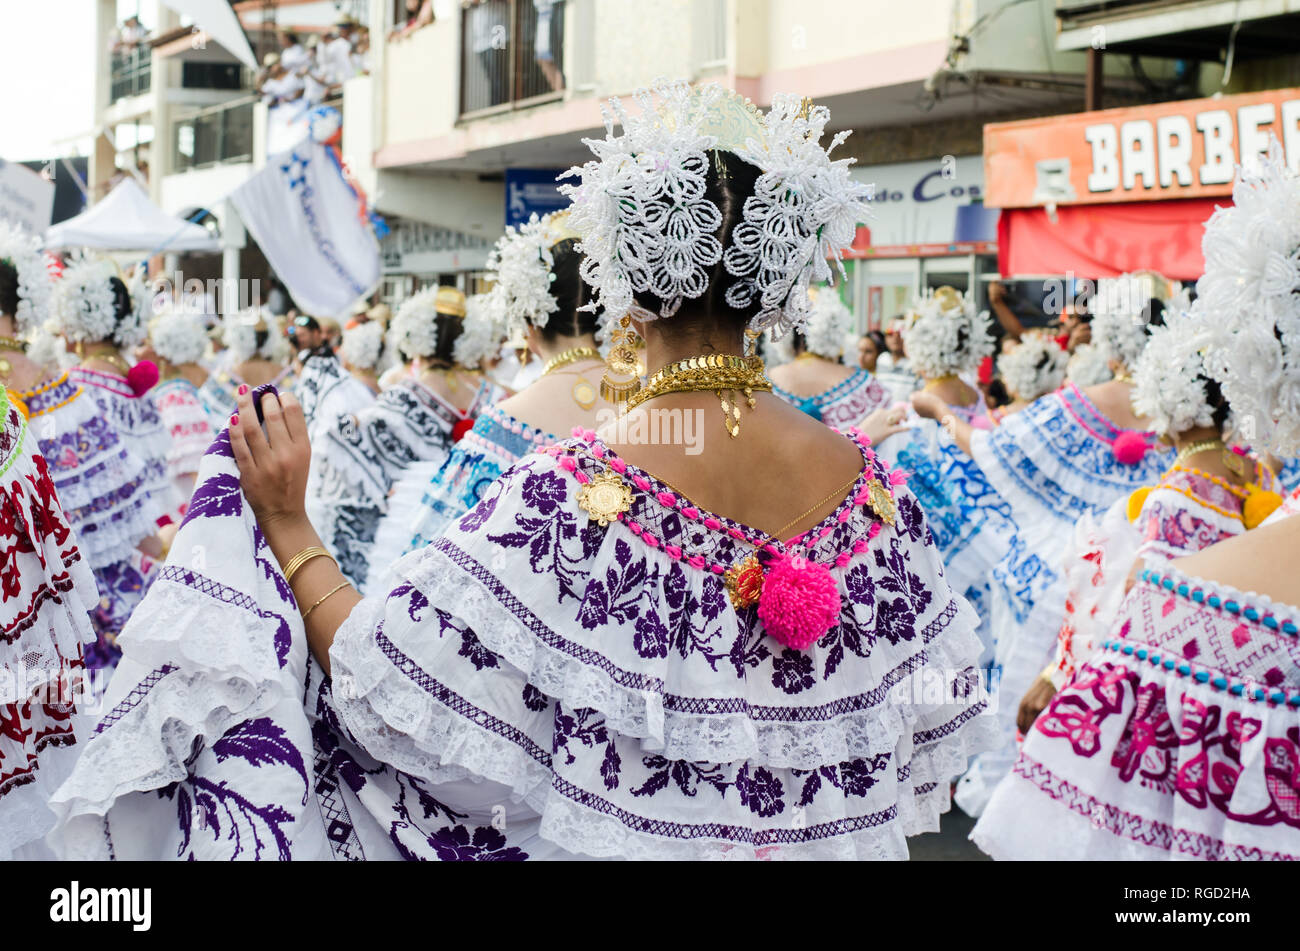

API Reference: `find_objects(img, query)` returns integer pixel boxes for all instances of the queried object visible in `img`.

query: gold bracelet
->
[301,581,350,621]
[281,546,336,584]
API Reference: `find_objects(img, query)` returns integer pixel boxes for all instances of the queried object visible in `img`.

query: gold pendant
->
[0,358,10,377]
[1223,449,1246,478]
[572,378,596,410]
[725,554,764,611]
[866,478,897,527]
[576,467,633,527]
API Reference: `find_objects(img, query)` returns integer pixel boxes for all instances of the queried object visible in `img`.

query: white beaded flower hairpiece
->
[53,253,120,345]
[340,320,385,371]
[487,211,580,337]
[1195,138,1300,457]
[802,285,853,359]
[0,220,55,335]
[223,308,290,363]
[900,286,994,380]
[149,304,210,365]
[390,286,442,360]
[453,292,507,369]
[1066,342,1113,386]
[1132,307,1217,438]
[762,326,797,366]
[998,333,1067,402]
[558,78,871,339]
[1091,272,1167,371]
[26,319,70,372]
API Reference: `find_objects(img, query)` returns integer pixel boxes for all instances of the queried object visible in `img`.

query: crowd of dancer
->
[2,79,1299,861]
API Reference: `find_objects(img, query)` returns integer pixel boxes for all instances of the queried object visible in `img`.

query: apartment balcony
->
[173,96,255,171]
[110,45,153,102]
[459,0,567,117]
[1055,0,1300,60]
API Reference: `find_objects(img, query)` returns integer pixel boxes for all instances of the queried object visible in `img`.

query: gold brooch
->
[866,478,897,527]
[725,553,764,611]
[576,467,633,527]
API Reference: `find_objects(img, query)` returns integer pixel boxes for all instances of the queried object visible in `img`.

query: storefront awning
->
[996,196,1223,280]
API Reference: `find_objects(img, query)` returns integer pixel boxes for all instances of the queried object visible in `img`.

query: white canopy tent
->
[43,178,220,253]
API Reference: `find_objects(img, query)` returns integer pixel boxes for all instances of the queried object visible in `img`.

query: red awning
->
[996,197,1228,280]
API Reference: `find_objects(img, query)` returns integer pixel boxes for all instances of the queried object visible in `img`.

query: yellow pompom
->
[1127,486,1153,522]
[1243,486,1284,530]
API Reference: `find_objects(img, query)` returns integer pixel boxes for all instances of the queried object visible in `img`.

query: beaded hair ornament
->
[558,78,872,340]
[452,292,507,369]
[1066,343,1113,386]
[998,332,1067,402]
[900,285,994,380]
[1131,301,1217,438]
[0,220,55,335]
[802,285,853,360]
[1195,138,1300,459]
[54,253,148,347]
[149,304,210,365]
[486,210,582,338]
[340,319,386,371]
[224,308,292,363]
[1091,271,1168,372]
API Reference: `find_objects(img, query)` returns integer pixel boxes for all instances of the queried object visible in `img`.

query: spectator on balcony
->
[321,15,362,87]
[534,0,563,92]
[112,14,148,52]
[260,54,304,107]
[467,0,508,107]
[279,30,311,74]
[390,0,434,41]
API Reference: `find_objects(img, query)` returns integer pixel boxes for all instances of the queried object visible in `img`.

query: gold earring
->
[600,314,644,404]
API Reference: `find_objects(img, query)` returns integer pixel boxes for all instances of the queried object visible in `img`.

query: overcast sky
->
[0,0,103,162]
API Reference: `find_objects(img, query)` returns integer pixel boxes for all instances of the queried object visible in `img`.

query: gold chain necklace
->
[541,346,600,377]
[626,353,771,438]
[1173,437,1226,470]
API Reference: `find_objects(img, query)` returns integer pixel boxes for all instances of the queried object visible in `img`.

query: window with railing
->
[110,45,152,101]
[173,97,255,171]
[460,0,565,116]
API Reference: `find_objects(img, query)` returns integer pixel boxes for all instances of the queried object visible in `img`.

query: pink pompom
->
[757,555,842,651]
[1112,431,1148,466]
[888,469,908,486]
[559,455,577,472]
[609,457,627,474]
[126,359,159,397]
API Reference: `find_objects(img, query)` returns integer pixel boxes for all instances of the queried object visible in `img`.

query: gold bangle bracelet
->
[281,546,336,584]
[1039,662,1058,685]
[301,581,350,621]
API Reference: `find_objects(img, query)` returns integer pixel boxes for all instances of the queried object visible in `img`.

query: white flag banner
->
[231,142,379,319]
[0,158,55,234]
[266,101,313,158]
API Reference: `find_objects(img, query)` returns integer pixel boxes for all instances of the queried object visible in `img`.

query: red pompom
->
[451,417,475,442]
[757,554,842,651]
[1112,430,1148,466]
[127,359,159,397]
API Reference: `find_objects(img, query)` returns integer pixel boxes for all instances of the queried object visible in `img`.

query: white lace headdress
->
[0,220,55,335]
[389,286,442,360]
[26,320,70,372]
[998,333,1067,401]
[223,308,291,363]
[1066,342,1113,386]
[900,286,994,380]
[1132,307,1218,438]
[558,79,872,338]
[1091,271,1169,371]
[341,320,386,370]
[1195,138,1300,457]
[803,285,853,359]
[452,292,506,369]
[53,253,140,345]
[149,304,210,365]
[487,212,579,337]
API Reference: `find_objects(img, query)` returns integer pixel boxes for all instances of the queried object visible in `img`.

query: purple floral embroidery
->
[771,649,816,694]
[553,706,610,766]
[457,628,499,671]
[522,683,549,712]
[390,581,429,622]
[427,824,528,861]
[521,470,567,515]
[181,471,243,526]
[458,491,498,533]
[734,762,785,818]
[633,611,670,660]
[600,743,621,791]
[874,596,916,647]
[631,755,728,799]
[212,718,309,803]
[838,754,891,797]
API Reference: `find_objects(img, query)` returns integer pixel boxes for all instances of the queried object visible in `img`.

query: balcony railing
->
[173,97,255,171]
[460,0,566,117]
[110,45,152,102]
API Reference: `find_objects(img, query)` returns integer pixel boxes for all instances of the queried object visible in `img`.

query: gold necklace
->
[1173,437,1226,470]
[542,346,599,377]
[0,336,21,379]
[626,353,771,438]
[1113,369,1134,384]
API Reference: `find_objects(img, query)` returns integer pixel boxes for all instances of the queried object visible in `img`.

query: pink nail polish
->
[231,413,239,426]
[238,384,249,395]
